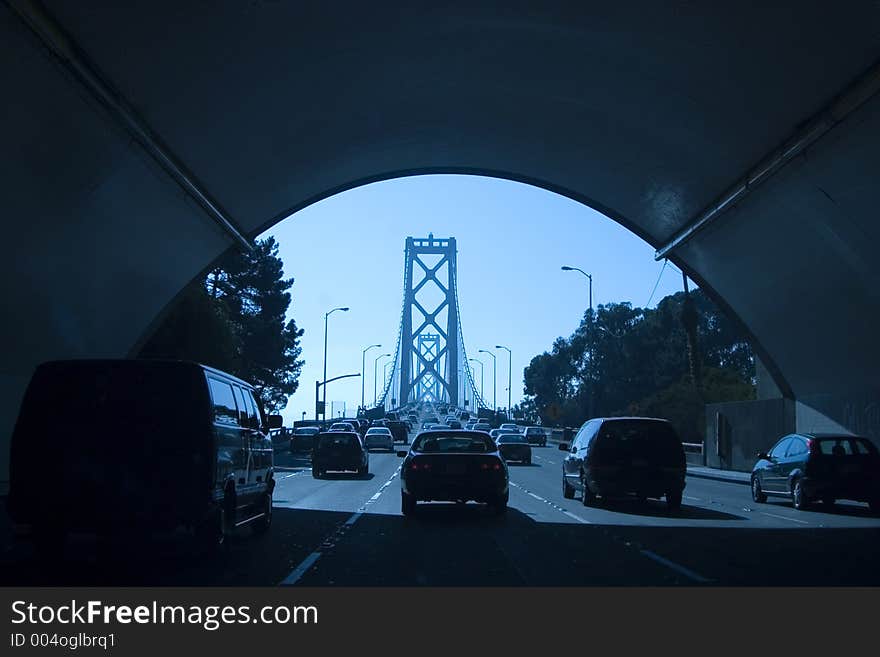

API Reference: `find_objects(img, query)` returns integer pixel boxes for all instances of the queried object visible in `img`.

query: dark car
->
[447,419,462,429]
[523,426,547,446]
[312,431,369,478]
[291,426,320,452]
[751,433,880,512]
[329,421,356,432]
[497,433,532,464]
[397,430,509,515]
[7,359,282,552]
[559,417,686,510]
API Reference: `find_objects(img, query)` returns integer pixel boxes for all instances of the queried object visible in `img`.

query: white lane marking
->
[683,495,701,501]
[279,465,401,586]
[510,480,591,523]
[280,551,322,586]
[760,512,810,525]
[563,510,591,524]
[639,549,712,583]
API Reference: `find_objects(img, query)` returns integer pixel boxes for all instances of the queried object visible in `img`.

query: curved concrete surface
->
[2,1,879,485]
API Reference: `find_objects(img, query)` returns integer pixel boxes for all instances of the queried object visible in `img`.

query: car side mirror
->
[558,442,569,451]
[268,414,283,429]
[756,451,769,460]
[396,450,408,458]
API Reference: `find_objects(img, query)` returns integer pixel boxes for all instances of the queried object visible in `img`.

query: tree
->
[139,237,304,414]
[139,280,237,372]
[522,288,756,428]
[212,237,305,412]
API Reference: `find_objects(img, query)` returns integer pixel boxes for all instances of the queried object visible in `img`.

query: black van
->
[559,417,686,510]
[7,359,282,551]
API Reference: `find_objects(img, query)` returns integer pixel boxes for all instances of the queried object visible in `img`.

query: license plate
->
[446,464,466,475]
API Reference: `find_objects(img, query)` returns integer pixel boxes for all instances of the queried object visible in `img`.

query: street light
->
[374,353,391,406]
[562,265,595,417]
[561,266,592,314]
[361,344,381,410]
[496,345,512,420]
[469,358,484,405]
[478,349,496,414]
[322,306,349,421]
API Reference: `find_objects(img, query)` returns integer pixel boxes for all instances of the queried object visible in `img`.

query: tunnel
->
[2,0,880,490]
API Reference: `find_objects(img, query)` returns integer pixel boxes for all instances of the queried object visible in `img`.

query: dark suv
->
[751,433,880,511]
[7,359,282,552]
[559,417,686,510]
[312,432,369,478]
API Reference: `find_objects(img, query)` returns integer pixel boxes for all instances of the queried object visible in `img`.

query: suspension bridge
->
[370,234,488,415]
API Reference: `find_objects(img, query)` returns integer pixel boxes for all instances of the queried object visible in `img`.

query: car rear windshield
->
[367,428,391,434]
[498,434,526,443]
[295,427,319,435]
[317,433,360,449]
[816,437,878,456]
[596,420,682,453]
[412,433,495,453]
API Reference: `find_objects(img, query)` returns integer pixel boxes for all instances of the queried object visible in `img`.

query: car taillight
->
[807,439,820,455]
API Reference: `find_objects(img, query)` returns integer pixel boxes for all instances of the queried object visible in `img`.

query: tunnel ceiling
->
[3,0,880,411]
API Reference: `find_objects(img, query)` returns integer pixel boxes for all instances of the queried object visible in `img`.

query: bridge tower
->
[399,234,459,406]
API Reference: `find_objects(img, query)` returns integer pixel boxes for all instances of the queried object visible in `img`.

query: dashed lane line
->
[509,479,713,583]
[509,480,591,524]
[639,549,712,583]
[279,465,401,586]
[760,511,810,525]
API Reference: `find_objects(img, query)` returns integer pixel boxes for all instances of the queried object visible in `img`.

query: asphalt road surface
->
[3,435,880,586]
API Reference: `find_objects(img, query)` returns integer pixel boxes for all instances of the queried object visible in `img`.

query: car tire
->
[822,496,835,507]
[751,476,767,503]
[490,491,508,515]
[792,479,810,510]
[525,455,532,465]
[312,468,322,479]
[869,498,880,515]
[563,476,575,499]
[252,493,272,535]
[401,492,417,516]
[666,490,682,512]
[581,473,596,507]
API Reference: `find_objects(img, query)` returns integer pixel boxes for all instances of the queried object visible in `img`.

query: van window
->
[244,389,265,428]
[208,378,239,425]
[235,386,258,428]
[231,385,248,426]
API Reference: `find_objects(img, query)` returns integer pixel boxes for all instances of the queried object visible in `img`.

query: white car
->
[364,427,394,451]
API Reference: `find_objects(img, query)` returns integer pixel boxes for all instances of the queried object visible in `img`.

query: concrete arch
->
[2,1,880,487]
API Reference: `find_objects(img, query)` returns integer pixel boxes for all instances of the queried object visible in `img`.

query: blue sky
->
[261,174,688,424]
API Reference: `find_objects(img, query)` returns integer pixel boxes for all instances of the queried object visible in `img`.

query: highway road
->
[2,433,880,586]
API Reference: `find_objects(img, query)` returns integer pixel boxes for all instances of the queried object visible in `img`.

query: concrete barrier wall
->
[705,398,796,472]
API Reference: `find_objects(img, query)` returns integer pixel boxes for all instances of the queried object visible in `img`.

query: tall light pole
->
[361,344,381,411]
[561,266,592,314]
[322,306,349,421]
[478,349,496,415]
[496,345,512,420]
[562,265,594,418]
[469,358,484,405]
[374,353,391,406]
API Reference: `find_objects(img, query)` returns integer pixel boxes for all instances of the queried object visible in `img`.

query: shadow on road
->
[1,500,879,586]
